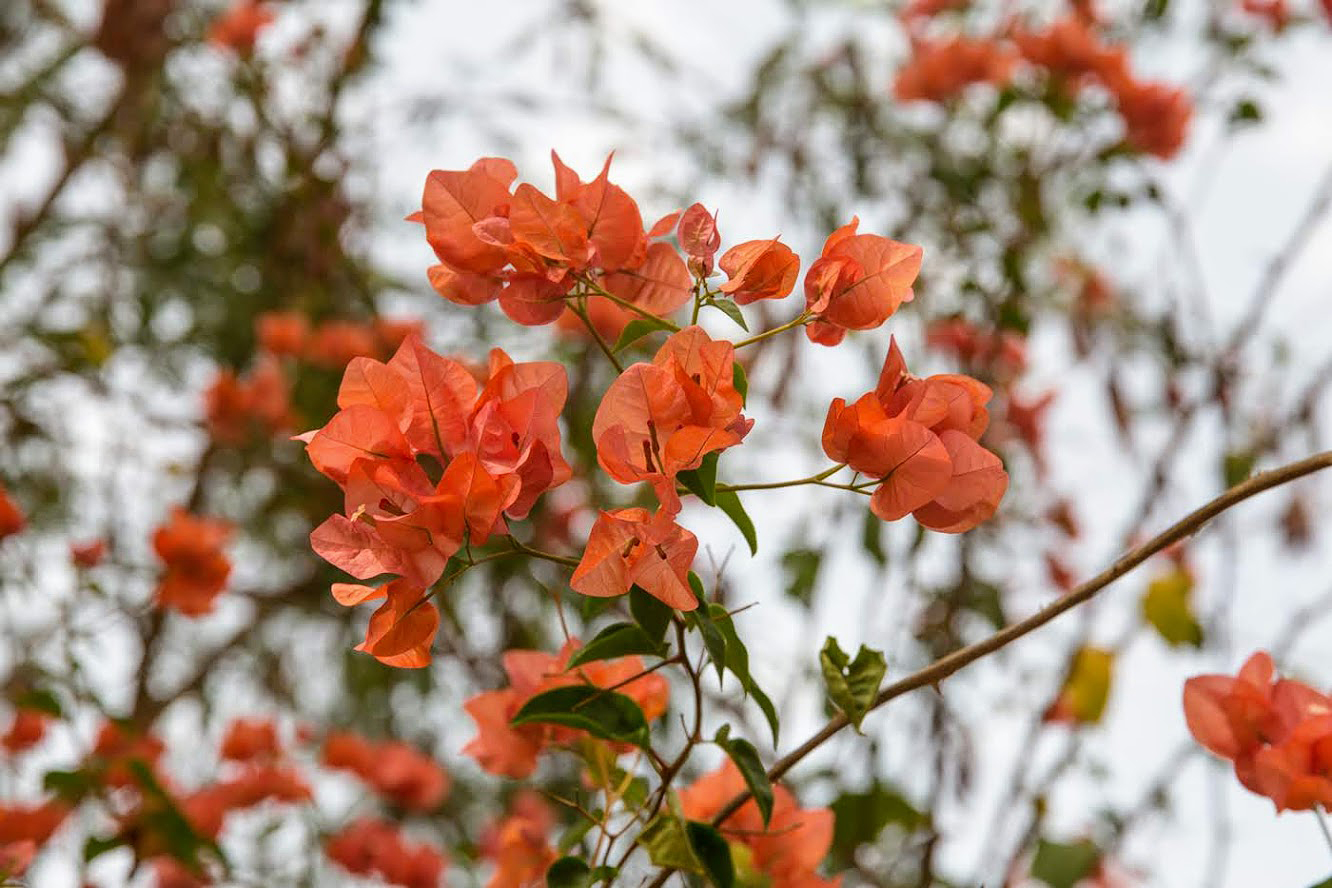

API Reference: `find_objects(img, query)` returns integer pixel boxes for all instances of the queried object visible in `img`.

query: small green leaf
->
[613,316,674,352]
[547,856,592,888]
[715,489,757,554]
[714,728,774,826]
[731,362,748,403]
[640,814,703,873]
[1223,450,1256,487]
[565,623,666,669]
[781,548,822,606]
[820,638,886,730]
[708,604,779,745]
[709,298,749,331]
[557,811,601,853]
[1030,838,1101,888]
[686,576,727,682]
[861,508,885,566]
[512,686,650,747]
[629,585,673,643]
[687,821,736,887]
[15,688,63,718]
[678,451,720,506]
[1051,647,1115,725]
[44,768,95,803]
[1141,569,1203,648]
[83,834,127,863]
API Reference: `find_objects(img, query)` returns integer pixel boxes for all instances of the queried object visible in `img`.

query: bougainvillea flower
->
[219,718,280,763]
[354,579,440,669]
[386,333,480,459]
[481,792,557,888]
[255,310,308,355]
[1107,74,1191,160]
[323,731,449,811]
[601,240,694,318]
[152,508,233,616]
[463,643,670,777]
[303,320,382,368]
[420,157,517,276]
[1,709,47,755]
[1013,17,1129,86]
[0,484,25,539]
[893,35,1016,104]
[326,818,447,888]
[803,218,923,346]
[207,1,274,53]
[1248,715,1332,810]
[679,761,840,888]
[571,508,699,610]
[594,326,751,512]
[90,721,166,788]
[678,202,721,276]
[0,800,69,850]
[718,237,800,304]
[824,339,1006,532]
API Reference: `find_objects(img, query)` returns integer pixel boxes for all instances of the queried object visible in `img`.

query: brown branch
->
[643,448,1332,886]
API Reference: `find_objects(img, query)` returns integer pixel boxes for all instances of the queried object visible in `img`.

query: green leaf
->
[731,362,748,404]
[512,686,650,747]
[860,509,885,566]
[686,576,727,682]
[820,638,886,730]
[709,298,749,331]
[781,548,822,606]
[829,782,926,869]
[83,834,127,863]
[715,489,757,555]
[1141,569,1203,648]
[43,768,94,803]
[1142,0,1169,20]
[565,623,666,669]
[613,316,673,352]
[1223,450,1256,487]
[687,821,736,887]
[1030,838,1101,888]
[1227,98,1263,129]
[557,811,601,853]
[629,585,673,644]
[547,856,592,888]
[1307,878,1332,888]
[15,688,63,718]
[678,451,720,506]
[1052,647,1115,725]
[714,726,774,826]
[639,814,703,873]
[708,604,779,745]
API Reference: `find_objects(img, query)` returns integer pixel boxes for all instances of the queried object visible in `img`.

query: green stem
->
[716,464,847,493]
[733,311,813,348]
[507,536,581,568]
[570,296,624,372]
[579,275,681,331]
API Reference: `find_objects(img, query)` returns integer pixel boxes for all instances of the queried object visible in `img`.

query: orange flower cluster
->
[325,818,447,888]
[823,338,1008,532]
[893,36,1017,103]
[0,483,24,539]
[925,317,1028,382]
[679,761,840,888]
[463,641,669,778]
[300,334,570,666]
[479,792,557,888]
[1,709,47,755]
[0,801,68,881]
[204,354,291,445]
[207,1,274,54]
[1184,651,1332,810]
[256,311,424,369]
[322,731,450,812]
[152,508,233,616]
[804,217,924,346]
[893,16,1191,159]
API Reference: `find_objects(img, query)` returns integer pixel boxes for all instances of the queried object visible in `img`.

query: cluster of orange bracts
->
[823,338,1008,532]
[1185,652,1332,811]
[298,334,572,666]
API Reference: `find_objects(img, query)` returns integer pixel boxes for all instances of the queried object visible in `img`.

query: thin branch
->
[642,448,1332,887]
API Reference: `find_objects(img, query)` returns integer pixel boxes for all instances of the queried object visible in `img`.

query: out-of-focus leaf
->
[1141,569,1203,648]
[1030,838,1101,888]
[829,782,926,868]
[781,548,821,606]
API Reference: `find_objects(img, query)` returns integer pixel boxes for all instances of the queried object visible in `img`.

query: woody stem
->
[733,311,813,348]
[642,448,1332,888]
[506,536,581,568]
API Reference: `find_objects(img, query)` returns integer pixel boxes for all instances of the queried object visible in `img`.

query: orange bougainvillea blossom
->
[299,333,570,667]
[152,508,233,616]
[823,338,1008,532]
[463,641,669,778]
[680,760,841,888]
[593,325,752,514]
[803,217,924,346]
[1184,651,1332,811]
[570,507,698,610]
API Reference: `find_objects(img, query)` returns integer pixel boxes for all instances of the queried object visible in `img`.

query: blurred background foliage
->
[3,0,1332,886]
